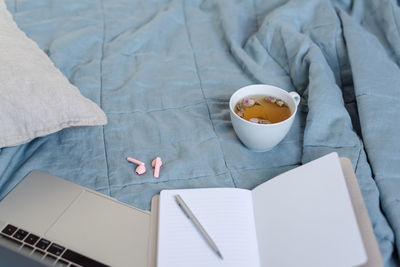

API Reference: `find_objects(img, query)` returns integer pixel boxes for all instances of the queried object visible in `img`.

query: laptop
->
[0,170,151,267]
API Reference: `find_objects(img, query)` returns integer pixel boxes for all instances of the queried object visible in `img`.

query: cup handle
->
[289,92,300,106]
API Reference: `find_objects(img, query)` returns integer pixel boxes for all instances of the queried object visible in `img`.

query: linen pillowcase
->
[0,0,107,148]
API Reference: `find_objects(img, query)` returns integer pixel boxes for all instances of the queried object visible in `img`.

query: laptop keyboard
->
[0,224,108,267]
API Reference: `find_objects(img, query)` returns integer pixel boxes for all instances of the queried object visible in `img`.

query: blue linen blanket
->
[1,0,399,265]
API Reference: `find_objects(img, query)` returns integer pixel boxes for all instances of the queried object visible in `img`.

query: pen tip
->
[217,251,223,260]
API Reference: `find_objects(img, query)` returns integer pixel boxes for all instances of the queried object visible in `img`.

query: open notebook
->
[148,153,382,267]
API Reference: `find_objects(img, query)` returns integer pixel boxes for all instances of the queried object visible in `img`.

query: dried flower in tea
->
[234,95,291,124]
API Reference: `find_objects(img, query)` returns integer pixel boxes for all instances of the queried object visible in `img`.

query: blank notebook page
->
[157,188,260,267]
[251,153,367,267]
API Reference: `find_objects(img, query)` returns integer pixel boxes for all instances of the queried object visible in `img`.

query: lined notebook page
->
[251,153,367,267]
[157,188,260,267]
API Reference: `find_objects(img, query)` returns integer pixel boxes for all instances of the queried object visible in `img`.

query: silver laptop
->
[0,170,150,267]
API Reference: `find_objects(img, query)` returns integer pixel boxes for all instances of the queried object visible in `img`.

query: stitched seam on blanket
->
[356,92,400,100]
[104,99,234,115]
[354,138,363,172]
[181,0,235,187]
[105,100,207,115]
[95,162,300,189]
[99,0,111,196]
[334,8,344,89]
[303,144,360,148]
[96,172,231,189]
[97,160,301,190]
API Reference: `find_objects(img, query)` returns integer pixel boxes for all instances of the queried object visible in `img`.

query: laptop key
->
[62,249,109,267]
[0,233,22,248]
[20,244,34,254]
[44,254,58,264]
[47,242,65,256]
[25,233,40,245]
[32,249,45,260]
[55,259,69,266]
[13,229,29,240]
[35,238,51,250]
[1,224,18,236]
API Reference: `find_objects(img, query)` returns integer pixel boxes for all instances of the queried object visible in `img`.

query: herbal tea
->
[235,95,291,124]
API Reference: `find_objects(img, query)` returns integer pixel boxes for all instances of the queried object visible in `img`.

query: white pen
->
[175,194,223,259]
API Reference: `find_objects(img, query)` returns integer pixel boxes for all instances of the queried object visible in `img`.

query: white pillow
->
[0,1,107,148]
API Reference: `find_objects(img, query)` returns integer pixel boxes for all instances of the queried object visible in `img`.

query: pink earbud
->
[134,164,146,175]
[151,157,162,178]
[126,157,146,175]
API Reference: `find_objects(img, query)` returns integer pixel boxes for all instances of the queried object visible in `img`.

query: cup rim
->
[229,84,299,127]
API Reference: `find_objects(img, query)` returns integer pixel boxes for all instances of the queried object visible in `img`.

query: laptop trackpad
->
[45,190,149,267]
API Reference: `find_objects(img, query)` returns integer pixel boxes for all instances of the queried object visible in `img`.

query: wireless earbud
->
[126,157,146,175]
[151,157,162,178]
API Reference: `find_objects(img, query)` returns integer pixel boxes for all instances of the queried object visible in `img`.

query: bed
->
[1,0,399,265]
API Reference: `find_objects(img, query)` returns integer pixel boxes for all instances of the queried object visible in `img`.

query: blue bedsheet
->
[1,0,399,265]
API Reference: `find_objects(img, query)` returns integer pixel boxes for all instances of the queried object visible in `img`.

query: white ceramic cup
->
[229,84,300,152]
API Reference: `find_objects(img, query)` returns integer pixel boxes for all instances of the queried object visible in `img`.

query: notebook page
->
[157,188,260,267]
[251,153,366,267]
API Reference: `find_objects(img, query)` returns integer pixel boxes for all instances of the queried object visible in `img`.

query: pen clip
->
[176,198,191,219]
